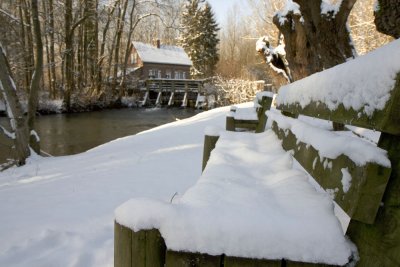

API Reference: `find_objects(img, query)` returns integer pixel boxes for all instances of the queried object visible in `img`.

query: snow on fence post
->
[202,126,221,172]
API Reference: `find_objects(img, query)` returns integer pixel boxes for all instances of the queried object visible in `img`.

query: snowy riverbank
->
[0,105,230,266]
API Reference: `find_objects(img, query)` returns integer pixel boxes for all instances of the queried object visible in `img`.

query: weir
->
[140,78,206,108]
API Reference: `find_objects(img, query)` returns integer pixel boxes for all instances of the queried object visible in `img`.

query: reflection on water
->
[0,108,200,162]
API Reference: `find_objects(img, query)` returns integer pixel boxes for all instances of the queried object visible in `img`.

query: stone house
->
[128,40,192,80]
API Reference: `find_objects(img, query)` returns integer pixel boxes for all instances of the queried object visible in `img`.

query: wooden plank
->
[277,73,400,135]
[165,250,221,267]
[224,256,282,266]
[347,132,400,266]
[115,221,132,267]
[234,120,259,131]
[285,260,335,266]
[271,121,391,224]
[202,134,220,171]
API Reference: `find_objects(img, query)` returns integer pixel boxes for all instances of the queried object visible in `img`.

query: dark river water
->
[0,108,200,163]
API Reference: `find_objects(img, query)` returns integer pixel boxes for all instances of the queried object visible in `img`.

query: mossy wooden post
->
[226,115,235,131]
[224,256,282,266]
[114,221,166,267]
[285,260,334,267]
[345,74,400,266]
[202,134,219,172]
[226,106,236,131]
[165,250,221,267]
[255,95,273,133]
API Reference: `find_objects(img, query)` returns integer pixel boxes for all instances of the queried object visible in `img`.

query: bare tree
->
[27,0,43,153]
[84,0,99,91]
[0,45,30,166]
[349,0,393,55]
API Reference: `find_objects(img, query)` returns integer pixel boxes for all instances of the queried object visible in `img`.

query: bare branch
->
[0,8,28,26]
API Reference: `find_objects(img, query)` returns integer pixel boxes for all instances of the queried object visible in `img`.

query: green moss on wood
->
[271,122,391,224]
[115,222,132,267]
[256,96,273,133]
[114,222,166,267]
[285,260,336,266]
[202,135,220,171]
[224,256,281,266]
[165,250,221,267]
[277,72,400,135]
[347,132,400,266]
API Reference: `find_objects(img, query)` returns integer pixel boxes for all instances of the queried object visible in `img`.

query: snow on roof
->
[276,39,400,117]
[132,41,192,66]
[115,131,353,265]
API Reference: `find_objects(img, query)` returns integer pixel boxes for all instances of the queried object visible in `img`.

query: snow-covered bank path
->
[0,106,229,267]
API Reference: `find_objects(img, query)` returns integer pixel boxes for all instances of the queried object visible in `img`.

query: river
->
[0,108,201,164]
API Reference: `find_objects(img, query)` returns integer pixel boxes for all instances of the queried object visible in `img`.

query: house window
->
[182,72,186,79]
[166,71,171,79]
[157,70,162,78]
[149,69,155,78]
[174,71,179,79]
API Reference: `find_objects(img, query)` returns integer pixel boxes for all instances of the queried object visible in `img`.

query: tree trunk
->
[97,0,119,95]
[85,0,99,92]
[111,0,129,94]
[272,0,357,81]
[119,0,137,97]
[42,0,53,98]
[48,0,57,98]
[0,45,30,166]
[18,0,34,92]
[27,0,43,154]
[374,0,400,38]
[63,0,74,111]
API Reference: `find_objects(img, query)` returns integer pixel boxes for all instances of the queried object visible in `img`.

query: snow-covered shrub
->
[207,76,265,106]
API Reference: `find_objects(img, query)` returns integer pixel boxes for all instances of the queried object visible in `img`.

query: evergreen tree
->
[199,2,220,78]
[179,0,219,79]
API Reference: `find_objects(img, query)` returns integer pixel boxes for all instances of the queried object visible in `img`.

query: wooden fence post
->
[202,132,220,172]
[115,221,166,267]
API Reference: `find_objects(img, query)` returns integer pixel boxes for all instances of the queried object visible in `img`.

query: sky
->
[207,0,251,25]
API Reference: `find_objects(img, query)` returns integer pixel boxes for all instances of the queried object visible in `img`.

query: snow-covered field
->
[0,106,228,267]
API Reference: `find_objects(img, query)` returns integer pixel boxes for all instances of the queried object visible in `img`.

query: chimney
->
[156,39,161,49]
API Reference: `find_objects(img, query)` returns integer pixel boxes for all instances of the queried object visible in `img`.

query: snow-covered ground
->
[0,106,228,267]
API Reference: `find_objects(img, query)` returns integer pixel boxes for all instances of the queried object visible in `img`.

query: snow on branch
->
[275,0,302,25]
[0,125,15,139]
[256,36,293,83]
[321,0,343,17]
[0,8,28,26]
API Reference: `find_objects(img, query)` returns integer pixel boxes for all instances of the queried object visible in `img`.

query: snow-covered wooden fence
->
[225,91,274,133]
[114,40,400,266]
